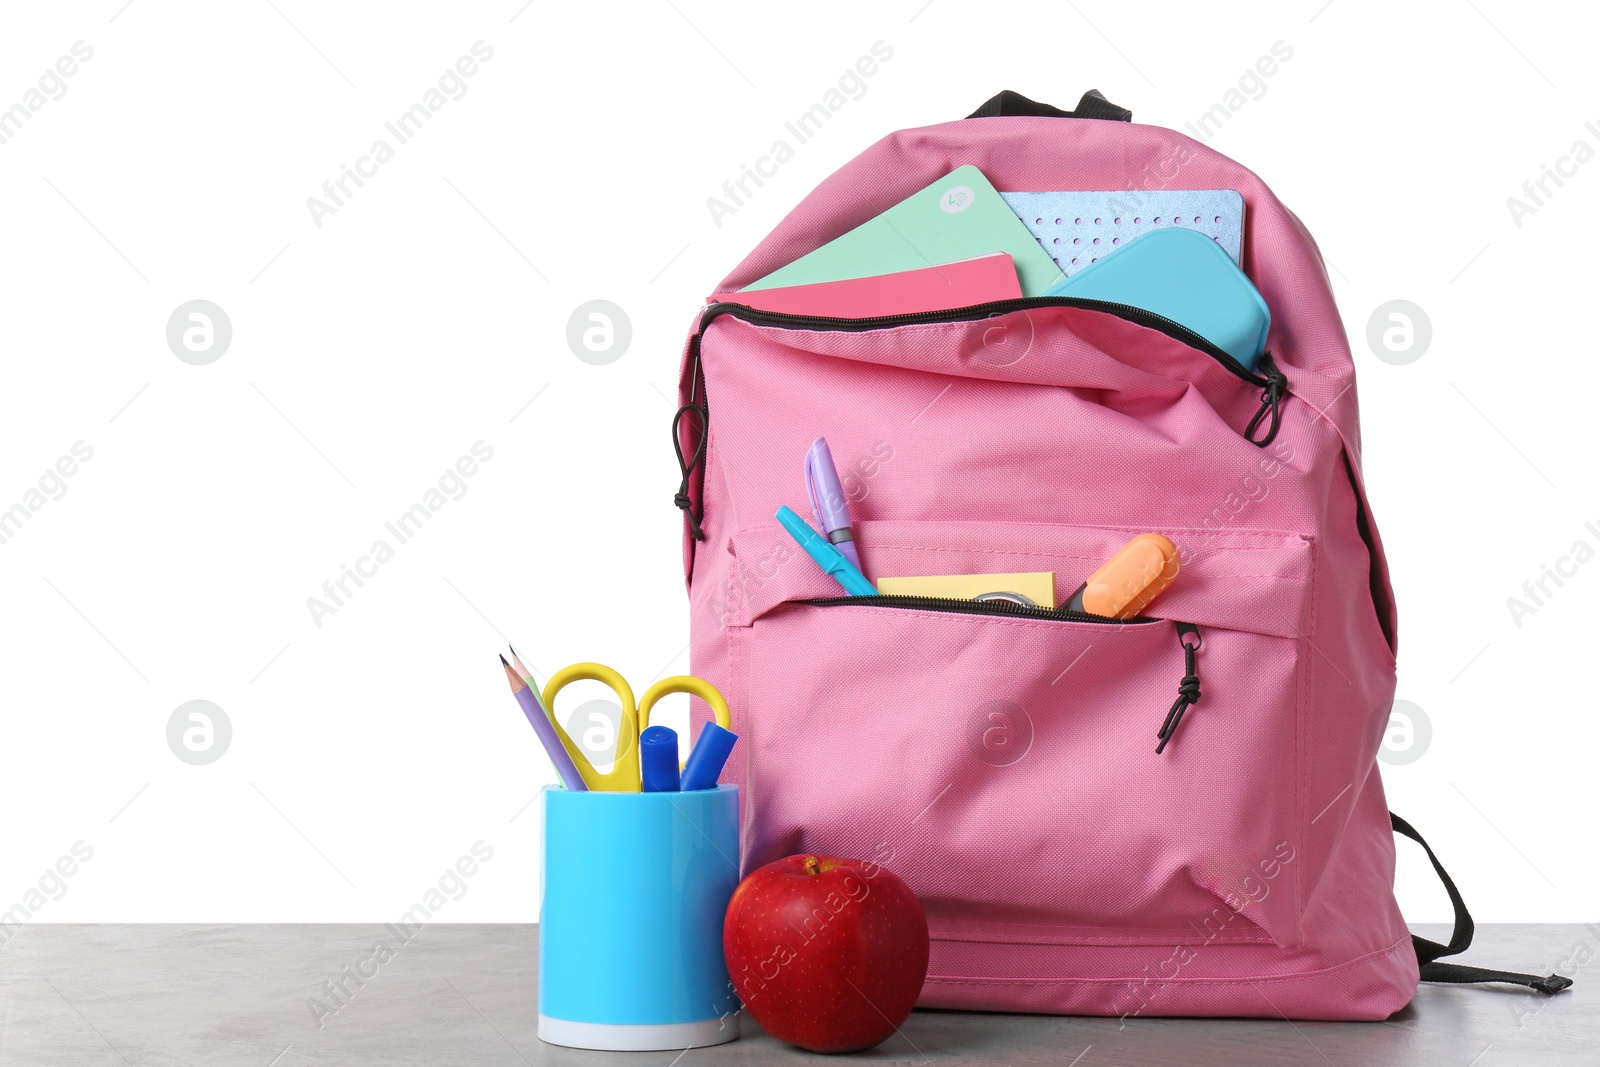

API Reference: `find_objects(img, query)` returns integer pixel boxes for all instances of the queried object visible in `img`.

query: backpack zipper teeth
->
[700,297,1272,387]
[805,593,1157,624]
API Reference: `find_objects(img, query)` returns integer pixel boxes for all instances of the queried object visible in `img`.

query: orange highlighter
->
[1065,534,1180,619]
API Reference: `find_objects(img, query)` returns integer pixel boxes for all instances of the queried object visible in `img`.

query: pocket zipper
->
[807,594,1203,754]
[701,296,1275,387]
[805,592,1155,623]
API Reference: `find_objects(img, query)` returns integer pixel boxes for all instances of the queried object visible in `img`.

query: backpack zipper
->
[806,594,1202,754]
[805,592,1156,623]
[700,297,1278,388]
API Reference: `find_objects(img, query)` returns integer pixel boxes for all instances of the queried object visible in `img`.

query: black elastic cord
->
[1156,623,1201,754]
[672,341,709,543]
[966,89,1132,122]
[1392,812,1572,995]
[672,401,707,542]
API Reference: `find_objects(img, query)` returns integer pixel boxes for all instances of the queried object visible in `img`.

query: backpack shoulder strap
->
[1392,811,1572,995]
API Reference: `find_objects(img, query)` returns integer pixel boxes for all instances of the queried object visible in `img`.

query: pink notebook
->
[714,253,1021,317]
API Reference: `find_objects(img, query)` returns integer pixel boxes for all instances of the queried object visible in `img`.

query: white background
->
[0,0,1594,926]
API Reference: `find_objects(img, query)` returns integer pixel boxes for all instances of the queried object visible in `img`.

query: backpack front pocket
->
[674,299,1291,572]
[725,519,1313,950]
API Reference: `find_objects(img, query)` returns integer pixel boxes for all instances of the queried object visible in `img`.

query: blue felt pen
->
[640,725,680,792]
[804,437,862,572]
[775,506,878,596]
[680,722,738,791]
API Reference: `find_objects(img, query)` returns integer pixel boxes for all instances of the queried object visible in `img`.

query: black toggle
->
[1157,622,1202,753]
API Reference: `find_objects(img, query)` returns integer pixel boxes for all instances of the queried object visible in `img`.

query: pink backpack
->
[672,91,1570,1019]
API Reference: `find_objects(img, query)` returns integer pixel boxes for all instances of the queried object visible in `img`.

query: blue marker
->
[680,722,737,792]
[775,505,877,596]
[640,726,680,792]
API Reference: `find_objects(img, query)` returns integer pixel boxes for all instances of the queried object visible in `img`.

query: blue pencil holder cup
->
[538,784,741,1050]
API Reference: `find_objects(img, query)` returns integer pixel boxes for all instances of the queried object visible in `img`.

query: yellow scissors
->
[541,663,732,792]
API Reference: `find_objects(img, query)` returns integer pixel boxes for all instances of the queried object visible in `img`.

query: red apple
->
[723,854,929,1053]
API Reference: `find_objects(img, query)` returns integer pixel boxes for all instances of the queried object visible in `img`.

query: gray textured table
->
[0,924,1591,1065]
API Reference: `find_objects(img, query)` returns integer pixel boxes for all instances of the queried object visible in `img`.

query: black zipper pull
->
[1243,355,1287,447]
[1157,622,1202,754]
[672,343,709,542]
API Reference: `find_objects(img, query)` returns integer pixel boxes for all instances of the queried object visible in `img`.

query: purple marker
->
[804,436,862,572]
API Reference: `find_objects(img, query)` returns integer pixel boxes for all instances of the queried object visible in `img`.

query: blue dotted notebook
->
[1000,190,1244,278]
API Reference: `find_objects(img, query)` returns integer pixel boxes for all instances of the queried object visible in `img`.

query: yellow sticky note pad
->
[876,572,1055,606]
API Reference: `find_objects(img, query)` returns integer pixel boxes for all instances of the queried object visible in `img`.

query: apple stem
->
[800,856,843,875]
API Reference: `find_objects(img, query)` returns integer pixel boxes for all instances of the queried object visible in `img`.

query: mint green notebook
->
[743,165,1066,297]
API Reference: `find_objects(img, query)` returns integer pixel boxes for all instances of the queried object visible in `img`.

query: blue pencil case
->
[1044,226,1270,370]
